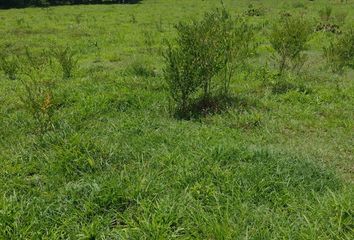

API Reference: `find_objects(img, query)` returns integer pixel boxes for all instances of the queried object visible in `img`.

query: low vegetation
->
[0,52,19,80]
[0,0,353,239]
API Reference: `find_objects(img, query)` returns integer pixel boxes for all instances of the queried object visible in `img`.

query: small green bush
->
[164,7,255,118]
[323,28,354,77]
[53,46,77,79]
[270,15,312,75]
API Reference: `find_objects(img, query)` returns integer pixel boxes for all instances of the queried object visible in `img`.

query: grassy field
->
[0,0,353,239]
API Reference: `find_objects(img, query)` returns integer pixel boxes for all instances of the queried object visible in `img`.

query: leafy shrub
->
[323,28,354,76]
[0,54,20,80]
[270,15,312,75]
[52,46,77,79]
[164,7,255,118]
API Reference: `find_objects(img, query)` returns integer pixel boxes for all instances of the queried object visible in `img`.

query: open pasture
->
[0,0,353,239]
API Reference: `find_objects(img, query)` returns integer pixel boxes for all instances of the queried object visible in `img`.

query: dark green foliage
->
[270,15,312,75]
[164,7,255,118]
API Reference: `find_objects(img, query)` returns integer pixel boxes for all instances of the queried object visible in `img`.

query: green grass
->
[0,0,353,239]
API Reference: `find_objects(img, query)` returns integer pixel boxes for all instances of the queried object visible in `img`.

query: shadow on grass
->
[173,94,261,120]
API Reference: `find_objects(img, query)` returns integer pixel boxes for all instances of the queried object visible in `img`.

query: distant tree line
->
[0,0,141,8]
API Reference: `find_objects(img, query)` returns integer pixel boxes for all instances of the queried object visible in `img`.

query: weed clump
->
[0,54,20,80]
[126,59,156,77]
[20,76,57,132]
[164,7,255,118]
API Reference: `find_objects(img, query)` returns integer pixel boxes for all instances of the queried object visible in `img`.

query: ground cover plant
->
[0,0,353,239]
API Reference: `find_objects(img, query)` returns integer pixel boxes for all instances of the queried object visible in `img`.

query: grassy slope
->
[0,0,353,239]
